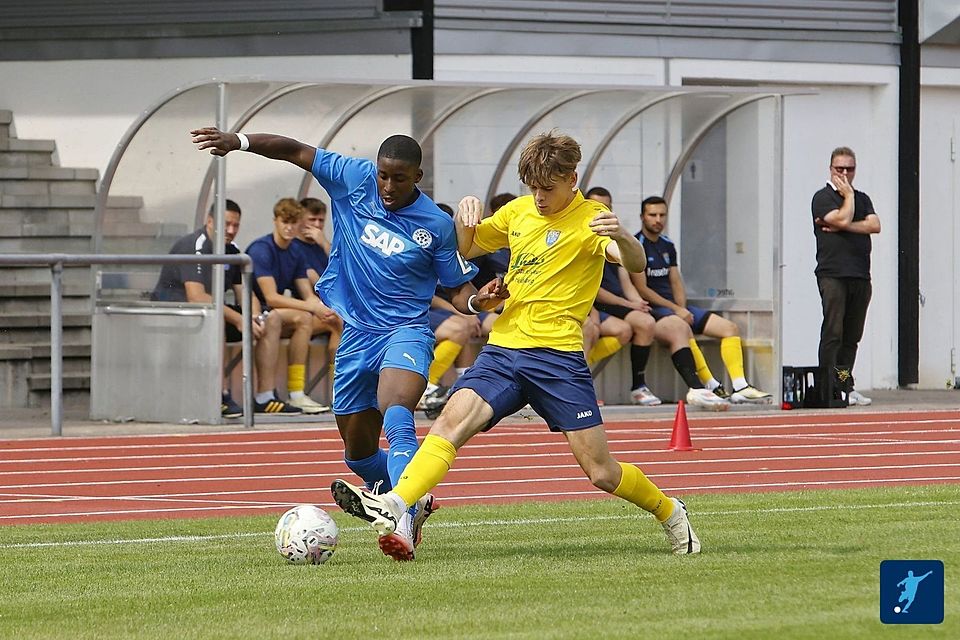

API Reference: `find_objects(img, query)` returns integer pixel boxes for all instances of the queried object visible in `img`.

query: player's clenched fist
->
[473,276,510,311]
[457,196,484,228]
[588,209,623,238]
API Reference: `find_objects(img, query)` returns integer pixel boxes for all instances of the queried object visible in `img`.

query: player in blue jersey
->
[191,126,508,561]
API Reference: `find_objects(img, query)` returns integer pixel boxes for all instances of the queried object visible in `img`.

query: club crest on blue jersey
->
[411,228,433,249]
[662,252,671,264]
[545,230,561,247]
[360,222,406,257]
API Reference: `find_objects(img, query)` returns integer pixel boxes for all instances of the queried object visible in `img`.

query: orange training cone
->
[669,400,694,451]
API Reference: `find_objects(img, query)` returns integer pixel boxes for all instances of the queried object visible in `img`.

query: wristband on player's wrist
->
[466,295,481,314]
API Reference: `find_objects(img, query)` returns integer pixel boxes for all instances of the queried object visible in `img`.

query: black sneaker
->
[254,397,303,414]
[221,393,243,419]
[712,384,730,400]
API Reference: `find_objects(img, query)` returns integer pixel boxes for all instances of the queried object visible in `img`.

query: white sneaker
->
[729,385,773,404]
[848,390,872,406]
[330,479,403,536]
[686,388,730,411]
[661,497,701,555]
[288,394,330,414]
[631,385,662,406]
[411,493,437,548]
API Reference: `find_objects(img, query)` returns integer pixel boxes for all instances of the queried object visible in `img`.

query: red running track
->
[1,409,959,525]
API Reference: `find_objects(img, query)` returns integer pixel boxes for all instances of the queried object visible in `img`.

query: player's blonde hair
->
[273,197,304,223]
[518,130,581,188]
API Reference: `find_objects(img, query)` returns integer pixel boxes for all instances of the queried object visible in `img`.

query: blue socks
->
[383,404,419,490]
[343,449,390,492]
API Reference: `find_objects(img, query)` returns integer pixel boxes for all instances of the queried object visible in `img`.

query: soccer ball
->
[274,505,339,565]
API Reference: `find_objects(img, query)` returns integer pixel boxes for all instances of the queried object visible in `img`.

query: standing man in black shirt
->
[811,146,881,406]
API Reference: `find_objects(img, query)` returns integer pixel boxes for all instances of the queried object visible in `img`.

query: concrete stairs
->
[0,108,188,408]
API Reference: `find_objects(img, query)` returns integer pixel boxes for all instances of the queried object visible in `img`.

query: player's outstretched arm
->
[190,127,317,172]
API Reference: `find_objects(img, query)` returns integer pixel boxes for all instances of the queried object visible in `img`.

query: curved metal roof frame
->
[481,89,602,210]
[578,91,685,190]
[198,84,413,221]
[193,81,314,227]
[296,86,510,201]
[662,94,779,205]
[95,78,801,254]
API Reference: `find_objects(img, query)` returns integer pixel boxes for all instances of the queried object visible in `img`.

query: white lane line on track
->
[3,445,960,476]
[2,493,960,529]
[3,445,960,490]
[4,446,960,476]
[2,417,959,454]
[1,461,959,497]
[3,431,958,466]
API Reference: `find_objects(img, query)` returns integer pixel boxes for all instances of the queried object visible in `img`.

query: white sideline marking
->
[3,498,959,549]
[1,446,959,477]
[2,416,959,454]
[2,438,958,476]
[2,458,960,492]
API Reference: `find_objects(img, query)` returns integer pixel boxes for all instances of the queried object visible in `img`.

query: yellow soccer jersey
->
[474,191,612,351]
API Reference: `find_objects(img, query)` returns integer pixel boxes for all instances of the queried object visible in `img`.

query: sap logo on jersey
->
[361,223,406,257]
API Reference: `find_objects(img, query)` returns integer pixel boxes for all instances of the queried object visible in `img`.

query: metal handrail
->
[0,253,255,436]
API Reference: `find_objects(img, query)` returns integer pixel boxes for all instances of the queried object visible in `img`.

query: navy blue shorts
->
[429,307,488,332]
[428,309,453,332]
[450,345,602,432]
[649,304,713,335]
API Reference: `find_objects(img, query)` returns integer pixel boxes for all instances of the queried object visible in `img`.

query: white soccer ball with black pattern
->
[274,505,339,564]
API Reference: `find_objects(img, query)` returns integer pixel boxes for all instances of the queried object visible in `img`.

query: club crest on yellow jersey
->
[545,230,561,247]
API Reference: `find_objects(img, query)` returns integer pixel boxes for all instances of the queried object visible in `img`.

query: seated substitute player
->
[585,186,660,406]
[246,198,340,414]
[151,199,299,416]
[192,126,506,561]
[630,196,771,405]
[332,130,701,556]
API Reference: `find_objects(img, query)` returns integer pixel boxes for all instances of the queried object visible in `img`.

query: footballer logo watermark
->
[879,560,944,625]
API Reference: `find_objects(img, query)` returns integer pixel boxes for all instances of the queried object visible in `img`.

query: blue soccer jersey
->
[637,232,678,302]
[310,148,478,333]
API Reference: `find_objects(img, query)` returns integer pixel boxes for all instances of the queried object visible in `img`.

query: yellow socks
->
[394,434,458,507]
[287,363,306,394]
[720,336,746,383]
[428,340,462,385]
[612,462,674,522]
[587,336,623,366]
[688,339,717,387]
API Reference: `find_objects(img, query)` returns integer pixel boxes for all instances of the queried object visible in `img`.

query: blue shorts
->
[332,324,434,415]
[450,345,602,432]
[428,309,452,332]
[649,304,712,335]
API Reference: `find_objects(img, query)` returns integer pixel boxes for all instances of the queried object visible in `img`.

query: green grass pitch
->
[1,485,957,639]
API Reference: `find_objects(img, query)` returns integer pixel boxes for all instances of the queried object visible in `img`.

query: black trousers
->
[817,276,872,373]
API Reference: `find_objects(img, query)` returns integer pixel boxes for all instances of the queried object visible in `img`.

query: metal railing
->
[0,253,254,435]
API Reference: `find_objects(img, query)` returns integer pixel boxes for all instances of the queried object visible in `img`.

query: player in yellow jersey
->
[332,131,700,556]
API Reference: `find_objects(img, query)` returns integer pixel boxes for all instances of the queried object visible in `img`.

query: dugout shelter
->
[92,79,801,423]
